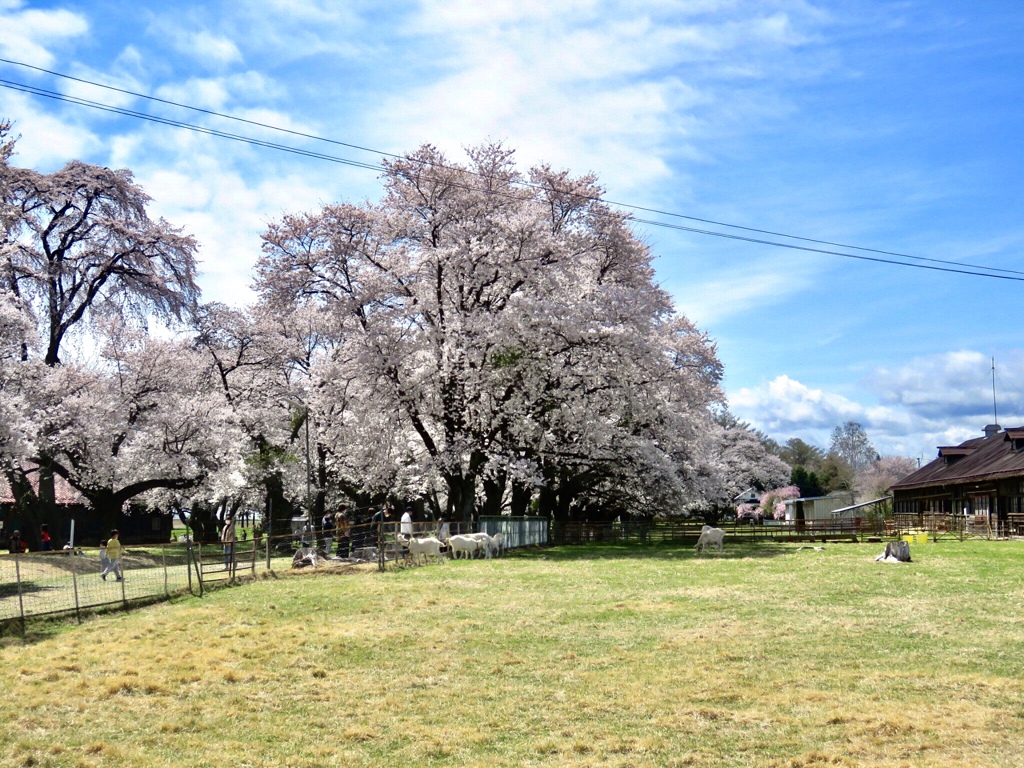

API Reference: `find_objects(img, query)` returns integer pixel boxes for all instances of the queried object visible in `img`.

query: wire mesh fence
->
[0,516,545,630]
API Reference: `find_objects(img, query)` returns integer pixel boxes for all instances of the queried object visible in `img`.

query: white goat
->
[466,531,499,559]
[407,536,445,565]
[490,532,505,556]
[694,526,725,554]
[448,534,484,560]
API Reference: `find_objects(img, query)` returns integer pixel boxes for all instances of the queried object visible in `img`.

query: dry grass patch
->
[2,540,1024,766]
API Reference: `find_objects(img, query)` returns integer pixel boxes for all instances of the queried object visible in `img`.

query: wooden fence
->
[551,518,886,545]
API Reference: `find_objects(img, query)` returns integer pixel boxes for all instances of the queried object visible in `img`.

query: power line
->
[0,57,402,163]
[633,219,1024,282]
[1,63,1021,283]
[6,56,1022,280]
[0,78,382,172]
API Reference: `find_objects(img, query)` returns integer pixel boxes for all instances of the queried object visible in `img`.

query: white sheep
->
[448,534,484,560]
[407,536,445,565]
[694,526,725,554]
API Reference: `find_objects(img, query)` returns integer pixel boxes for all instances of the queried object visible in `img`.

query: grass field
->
[2,539,1024,767]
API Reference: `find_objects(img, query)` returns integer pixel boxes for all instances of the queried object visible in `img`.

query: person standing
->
[8,529,25,554]
[369,506,390,550]
[101,530,123,581]
[400,507,413,538]
[221,515,236,569]
[321,511,335,556]
[335,507,350,557]
[39,524,53,551]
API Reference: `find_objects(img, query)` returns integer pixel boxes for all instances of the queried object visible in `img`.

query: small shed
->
[782,491,856,522]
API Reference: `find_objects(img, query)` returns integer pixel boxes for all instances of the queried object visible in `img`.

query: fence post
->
[120,557,128,610]
[266,497,273,572]
[377,518,384,572]
[162,545,168,597]
[186,541,194,595]
[14,552,26,633]
[71,557,81,623]
[195,544,205,596]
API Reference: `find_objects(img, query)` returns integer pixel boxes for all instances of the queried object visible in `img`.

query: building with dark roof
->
[2,465,172,547]
[889,424,1024,535]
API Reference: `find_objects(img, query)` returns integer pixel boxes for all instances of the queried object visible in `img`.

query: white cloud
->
[371,1,826,197]
[61,64,145,110]
[0,3,88,67]
[0,90,100,169]
[155,23,244,69]
[665,250,816,325]
[117,128,347,308]
[730,348,1024,460]
[873,350,1024,425]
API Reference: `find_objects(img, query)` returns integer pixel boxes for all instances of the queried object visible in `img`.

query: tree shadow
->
[508,540,802,561]
[0,580,60,599]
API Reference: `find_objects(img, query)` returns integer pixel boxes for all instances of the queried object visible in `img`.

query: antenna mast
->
[992,357,998,425]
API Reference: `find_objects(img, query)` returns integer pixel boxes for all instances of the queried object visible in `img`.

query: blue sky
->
[2,0,1023,462]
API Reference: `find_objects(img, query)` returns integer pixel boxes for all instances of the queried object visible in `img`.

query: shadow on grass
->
[0,580,60,599]
[508,540,801,562]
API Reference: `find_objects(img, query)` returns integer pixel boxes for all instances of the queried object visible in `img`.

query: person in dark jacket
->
[8,530,25,554]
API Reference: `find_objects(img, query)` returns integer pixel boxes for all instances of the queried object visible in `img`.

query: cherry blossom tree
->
[688,411,792,518]
[22,324,244,532]
[736,485,801,521]
[0,288,37,484]
[2,153,199,366]
[1,131,207,535]
[257,143,723,521]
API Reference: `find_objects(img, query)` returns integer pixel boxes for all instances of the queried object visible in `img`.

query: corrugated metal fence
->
[478,516,549,548]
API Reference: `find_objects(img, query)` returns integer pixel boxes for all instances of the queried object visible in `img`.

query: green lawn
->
[2,539,1024,767]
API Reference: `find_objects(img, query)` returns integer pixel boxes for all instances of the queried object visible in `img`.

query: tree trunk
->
[263,475,295,538]
[510,481,532,517]
[537,484,558,521]
[316,443,328,519]
[4,467,44,550]
[482,471,506,517]
[554,468,573,524]
[445,473,478,524]
[84,490,123,541]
